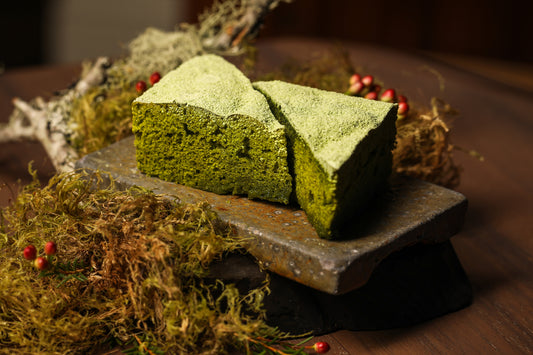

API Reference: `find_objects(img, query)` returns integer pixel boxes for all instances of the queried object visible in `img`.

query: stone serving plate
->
[75,136,467,295]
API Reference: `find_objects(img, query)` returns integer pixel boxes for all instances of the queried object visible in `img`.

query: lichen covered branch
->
[74,57,110,95]
[201,0,292,52]
[2,57,109,172]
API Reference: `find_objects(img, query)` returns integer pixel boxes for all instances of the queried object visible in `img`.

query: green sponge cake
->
[132,55,292,204]
[253,80,397,239]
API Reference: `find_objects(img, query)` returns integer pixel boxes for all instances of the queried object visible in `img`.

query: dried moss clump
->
[393,98,462,188]
[71,83,138,156]
[0,170,290,354]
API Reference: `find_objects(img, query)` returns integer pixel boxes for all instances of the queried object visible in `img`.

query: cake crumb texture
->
[132,55,292,204]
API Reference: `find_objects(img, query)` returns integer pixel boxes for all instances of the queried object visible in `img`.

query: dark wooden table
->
[1,38,532,354]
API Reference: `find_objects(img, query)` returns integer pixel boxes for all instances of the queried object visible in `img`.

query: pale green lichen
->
[133,55,292,204]
[254,80,397,239]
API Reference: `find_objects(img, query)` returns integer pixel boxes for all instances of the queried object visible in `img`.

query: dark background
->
[1,0,532,69]
[189,0,533,62]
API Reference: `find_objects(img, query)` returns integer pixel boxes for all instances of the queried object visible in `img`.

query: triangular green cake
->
[132,55,292,203]
[253,80,397,239]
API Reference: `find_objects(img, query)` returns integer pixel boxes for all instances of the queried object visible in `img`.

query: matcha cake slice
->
[132,55,292,204]
[253,80,397,239]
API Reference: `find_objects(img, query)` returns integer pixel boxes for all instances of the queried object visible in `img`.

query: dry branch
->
[1,57,110,172]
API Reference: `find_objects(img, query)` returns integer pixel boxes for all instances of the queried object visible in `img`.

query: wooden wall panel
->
[186,0,533,62]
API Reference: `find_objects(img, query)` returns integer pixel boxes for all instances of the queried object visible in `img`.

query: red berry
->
[34,257,49,270]
[349,73,361,86]
[365,91,378,100]
[398,101,410,116]
[135,80,147,93]
[381,88,396,102]
[44,241,57,256]
[149,72,161,85]
[398,95,408,103]
[361,75,374,87]
[313,341,330,353]
[347,81,364,95]
[23,245,37,261]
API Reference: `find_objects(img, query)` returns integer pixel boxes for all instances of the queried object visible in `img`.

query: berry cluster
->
[136,71,162,94]
[23,241,57,270]
[346,73,410,119]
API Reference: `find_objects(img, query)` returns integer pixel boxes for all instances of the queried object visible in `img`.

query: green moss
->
[0,170,299,354]
[71,83,137,157]
[132,55,292,204]
[253,80,397,239]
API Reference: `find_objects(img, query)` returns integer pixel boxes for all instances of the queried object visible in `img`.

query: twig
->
[133,334,156,355]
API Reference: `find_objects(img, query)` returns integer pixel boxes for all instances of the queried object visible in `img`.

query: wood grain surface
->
[1,38,531,354]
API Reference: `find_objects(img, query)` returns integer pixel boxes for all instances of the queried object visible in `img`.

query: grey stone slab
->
[75,136,467,295]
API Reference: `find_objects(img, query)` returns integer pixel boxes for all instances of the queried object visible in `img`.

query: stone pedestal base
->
[262,240,472,333]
